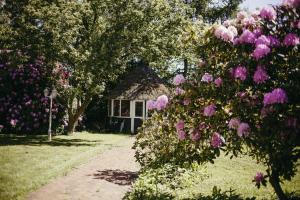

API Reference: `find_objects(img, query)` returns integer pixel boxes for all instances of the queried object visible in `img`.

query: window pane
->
[121,100,130,117]
[113,100,120,116]
[135,102,143,117]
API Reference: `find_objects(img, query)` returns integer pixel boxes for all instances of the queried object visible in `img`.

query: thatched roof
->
[107,64,171,100]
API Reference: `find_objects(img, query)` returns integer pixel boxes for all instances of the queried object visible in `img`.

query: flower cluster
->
[147,95,169,111]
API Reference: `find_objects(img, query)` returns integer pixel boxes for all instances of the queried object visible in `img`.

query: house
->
[106,63,170,133]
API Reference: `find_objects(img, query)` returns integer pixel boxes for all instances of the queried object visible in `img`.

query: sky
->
[239,0,282,11]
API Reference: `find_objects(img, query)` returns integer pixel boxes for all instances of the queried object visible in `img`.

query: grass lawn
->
[0,132,130,200]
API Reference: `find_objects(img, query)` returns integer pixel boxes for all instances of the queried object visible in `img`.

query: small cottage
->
[106,63,170,133]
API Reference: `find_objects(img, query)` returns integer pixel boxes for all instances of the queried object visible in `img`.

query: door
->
[130,100,145,133]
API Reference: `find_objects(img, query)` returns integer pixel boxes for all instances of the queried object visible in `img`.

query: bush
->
[134,2,300,199]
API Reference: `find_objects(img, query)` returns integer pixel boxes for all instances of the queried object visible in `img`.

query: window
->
[135,101,143,117]
[113,100,120,116]
[121,100,130,117]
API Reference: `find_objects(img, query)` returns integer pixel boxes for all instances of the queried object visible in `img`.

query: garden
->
[0,0,299,199]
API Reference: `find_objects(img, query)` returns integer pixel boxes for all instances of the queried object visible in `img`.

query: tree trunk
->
[183,58,188,77]
[269,171,287,200]
[67,115,76,135]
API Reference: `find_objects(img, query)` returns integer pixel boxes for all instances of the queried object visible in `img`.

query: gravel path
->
[27,136,139,200]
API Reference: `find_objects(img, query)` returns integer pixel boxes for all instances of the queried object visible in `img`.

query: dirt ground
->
[27,136,139,200]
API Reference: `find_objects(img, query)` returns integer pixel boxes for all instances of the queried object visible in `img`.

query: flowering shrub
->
[134,2,299,199]
[0,52,65,134]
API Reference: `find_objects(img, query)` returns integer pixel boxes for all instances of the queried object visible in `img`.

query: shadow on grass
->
[92,169,138,186]
[0,135,105,147]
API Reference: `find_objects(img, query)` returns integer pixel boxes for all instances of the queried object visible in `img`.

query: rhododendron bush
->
[0,52,65,134]
[134,2,299,199]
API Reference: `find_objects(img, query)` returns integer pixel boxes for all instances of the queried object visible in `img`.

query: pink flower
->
[173,74,185,86]
[253,28,262,37]
[183,98,191,106]
[253,65,269,84]
[201,73,214,82]
[190,130,201,141]
[254,172,264,184]
[237,11,248,20]
[228,118,241,129]
[263,88,288,106]
[155,95,169,110]
[214,25,235,42]
[255,35,270,46]
[260,7,276,21]
[228,26,238,37]
[10,119,17,127]
[282,0,300,7]
[252,44,271,60]
[175,87,185,95]
[210,132,223,148]
[203,104,216,117]
[239,29,256,44]
[214,77,223,87]
[241,16,256,27]
[237,122,251,137]
[177,130,186,141]
[283,33,299,46]
[147,100,156,110]
[297,20,300,29]
[175,120,185,131]
[234,65,247,81]
[267,35,280,47]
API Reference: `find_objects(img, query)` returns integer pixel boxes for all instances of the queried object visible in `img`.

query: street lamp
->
[44,88,58,141]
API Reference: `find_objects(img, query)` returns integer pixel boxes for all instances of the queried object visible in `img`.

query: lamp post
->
[44,88,57,141]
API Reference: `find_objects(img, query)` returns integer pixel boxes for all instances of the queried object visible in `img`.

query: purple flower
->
[252,44,271,60]
[177,130,186,141]
[203,104,216,117]
[175,120,185,131]
[155,95,169,110]
[267,35,280,47]
[283,33,299,46]
[228,118,241,129]
[210,132,224,148]
[255,35,270,46]
[237,122,251,137]
[183,98,191,106]
[282,0,300,7]
[263,88,288,106]
[214,77,223,87]
[253,28,262,37]
[253,65,269,84]
[173,74,185,86]
[175,87,185,95]
[234,66,247,81]
[239,29,256,44]
[260,7,276,21]
[10,119,17,127]
[254,172,264,184]
[190,130,201,141]
[201,73,214,82]
[147,100,156,110]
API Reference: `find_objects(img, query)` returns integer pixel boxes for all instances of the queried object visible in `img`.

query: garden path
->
[27,136,139,200]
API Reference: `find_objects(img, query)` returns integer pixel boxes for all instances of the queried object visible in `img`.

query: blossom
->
[252,44,271,60]
[10,119,17,127]
[255,35,270,46]
[175,120,185,131]
[263,88,288,106]
[211,132,224,148]
[177,130,186,141]
[155,95,169,110]
[254,172,264,184]
[239,29,256,44]
[283,33,299,46]
[173,74,185,85]
[297,20,300,29]
[237,122,251,137]
[253,28,262,37]
[253,65,269,84]
[260,7,276,21]
[214,25,235,42]
[228,26,238,37]
[267,35,280,47]
[282,0,300,7]
[241,16,256,27]
[190,130,201,141]
[147,100,156,110]
[183,98,191,106]
[175,87,185,96]
[201,73,214,82]
[214,77,223,87]
[237,11,248,20]
[203,104,216,117]
[228,118,241,129]
[234,65,247,81]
